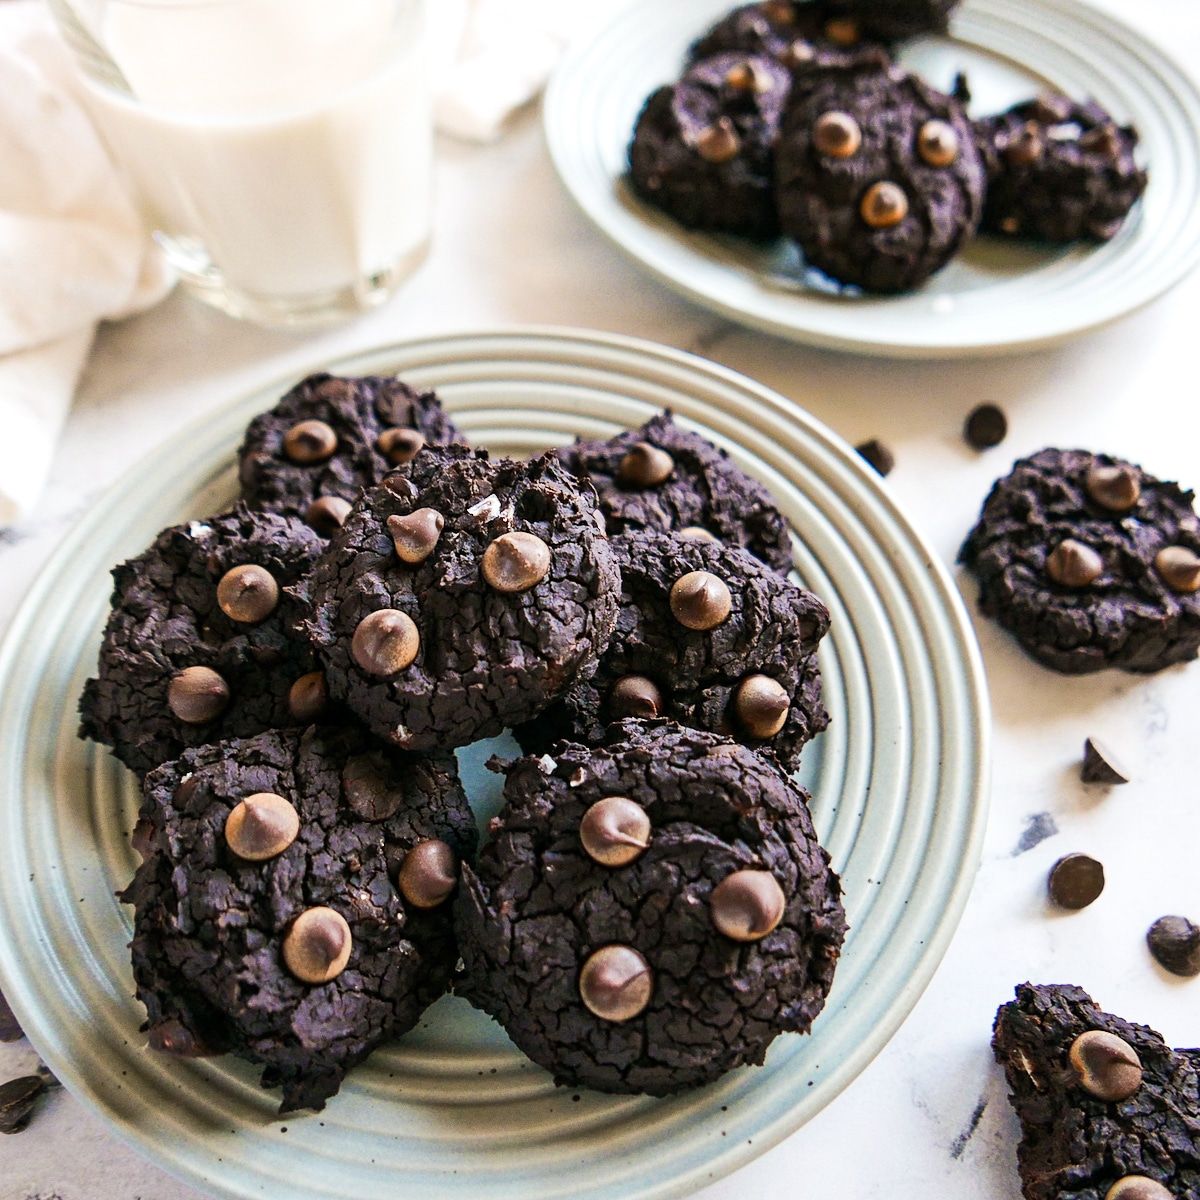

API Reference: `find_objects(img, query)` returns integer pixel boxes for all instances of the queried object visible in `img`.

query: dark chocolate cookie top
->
[775,63,984,292]
[515,529,829,772]
[123,725,477,1113]
[993,983,1200,1200]
[975,94,1148,243]
[558,410,793,573]
[825,0,959,42]
[238,373,464,536]
[455,721,846,1095]
[959,448,1200,674]
[79,505,327,778]
[302,445,620,752]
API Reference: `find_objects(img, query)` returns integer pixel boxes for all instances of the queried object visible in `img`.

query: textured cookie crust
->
[515,530,829,771]
[79,505,325,778]
[123,725,477,1113]
[993,983,1200,1200]
[976,96,1148,243]
[303,446,620,751]
[688,2,889,66]
[959,448,1200,673]
[629,53,793,239]
[827,0,959,41]
[559,411,793,573]
[455,721,847,1095]
[775,64,984,292]
[238,373,464,527]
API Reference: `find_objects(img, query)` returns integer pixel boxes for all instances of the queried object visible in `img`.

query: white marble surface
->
[3,2,1200,1195]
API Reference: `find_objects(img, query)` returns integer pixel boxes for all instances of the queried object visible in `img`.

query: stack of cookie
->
[628,0,1149,293]
[80,375,846,1111]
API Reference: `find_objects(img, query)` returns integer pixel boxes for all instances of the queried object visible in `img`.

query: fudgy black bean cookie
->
[628,52,793,239]
[558,411,793,573]
[455,721,847,1095]
[688,2,889,68]
[79,505,327,778]
[975,95,1148,243]
[123,725,477,1113]
[775,63,985,292]
[825,0,959,42]
[993,983,1200,1200]
[959,448,1200,674]
[302,445,620,751]
[238,373,464,536]
[514,529,829,771]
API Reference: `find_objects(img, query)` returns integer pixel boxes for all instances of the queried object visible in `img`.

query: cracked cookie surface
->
[688,2,889,67]
[825,0,959,41]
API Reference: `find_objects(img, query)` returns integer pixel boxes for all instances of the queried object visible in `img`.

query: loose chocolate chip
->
[856,438,895,477]
[860,182,908,229]
[481,532,552,593]
[711,870,786,942]
[1080,124,1121,159]
[216,563,279,624]
[963,404,1007,450]
[167,666,230,725]
[343,752,405,822]
[283,419,337,465]
[917,119,959,167]
[224,792,300,862]
[1081,737,1129,785]
[824,15,860,44]
[1005,123,1044,167]
[696,117,740,164]
[0,987,21,1043]
[1069,1030,1144,1101]
[725,60,771,93]
[1155,546,1200,594]
[1085,463,1141,513]
[579,797,651,868]
[288,670,329,723]
[1048,853,1105,910]
[304,495,353,537]
[733,675,791,739]
[396,839,459,909]
[578,945,653,1022]
[377,427,426,466]
[1046,539,1103,587]
[1147,915,1200,977]
[282,908,352,985]
[679,526,717,542]
[608,675,664,720]
[387,508,444,565]
[813,110,861,159]
[670,570,732,631]
[0,1075,46,1135]
[1105,1178,1174,1200]
[617,442,674,489]
[351,609,419,676]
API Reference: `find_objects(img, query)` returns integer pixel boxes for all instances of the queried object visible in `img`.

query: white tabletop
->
[3,2,1199,1195]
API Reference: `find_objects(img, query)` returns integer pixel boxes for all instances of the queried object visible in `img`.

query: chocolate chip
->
[377,427,426,466]
[224,792,299,861]
[733,675,790,739]
[1069,1030,1143,1101]
[860,182,908,229]
[696,117,740,164]
[760,0,795,23]
[669,570,732,631]
[387,508,444,565]
[781,38,815,68]
[1046,539,1103,587]
[288,671,329,723]
[0,1075,46,1135]
[1048,853,1105,910]
[608,675,663,720]
[216,563,279,624]
[679,526,717,542]
[282,907,352,985]
[1105,1178,1174,1200]
[0,987,22,1043]
[1081,737,1129,785]
[351,609,419,676]
[709,870,786,942]
[283,419,337,464]
[578,945,653,1022]
[813,111,861,159]
[725,60,771,93]
[342,752,405,822]
[396,839,459,909]
[147,1018,216,1057]
[481,532,551,593]
[963,404,1007,450]
[167,666,230,725]
[617,442,674,488]
[1147,915,1200,977]
[856,438,894,477]
[823,15,860,44]
[1155,546,1200,593]
[1079,124,1121,159]
[304,495,353,536]
[579,797,651,868]
[1085,463,1141,513]
[1004,123,1044,167]
[917,119,959,167]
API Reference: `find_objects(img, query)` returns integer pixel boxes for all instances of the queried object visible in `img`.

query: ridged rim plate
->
[0,329,988,1199]
[545,0,1200,358]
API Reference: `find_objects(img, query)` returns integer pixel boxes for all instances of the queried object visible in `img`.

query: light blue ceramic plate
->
[0,330,988,1199]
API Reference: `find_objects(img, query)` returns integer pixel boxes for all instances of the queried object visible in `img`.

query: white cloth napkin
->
[0,3,171,527]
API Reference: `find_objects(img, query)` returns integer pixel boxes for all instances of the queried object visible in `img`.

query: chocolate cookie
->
[558,411,793,573]
[975,95,1148,243]
[825,0,959,42]
[238,373,464,536]
[993,983,1200,1200]
[302,445,620,751]
[688,2,889,68]
[959,448,1200,674]
[79,505,327,778]
[775,63,985,292]
[455,721,847,1095]
[628,52,793,239]
[514,529,829,771]
[123,725,477,1113]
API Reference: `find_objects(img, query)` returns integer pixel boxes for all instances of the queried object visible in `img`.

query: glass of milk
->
[49,0,433,327]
